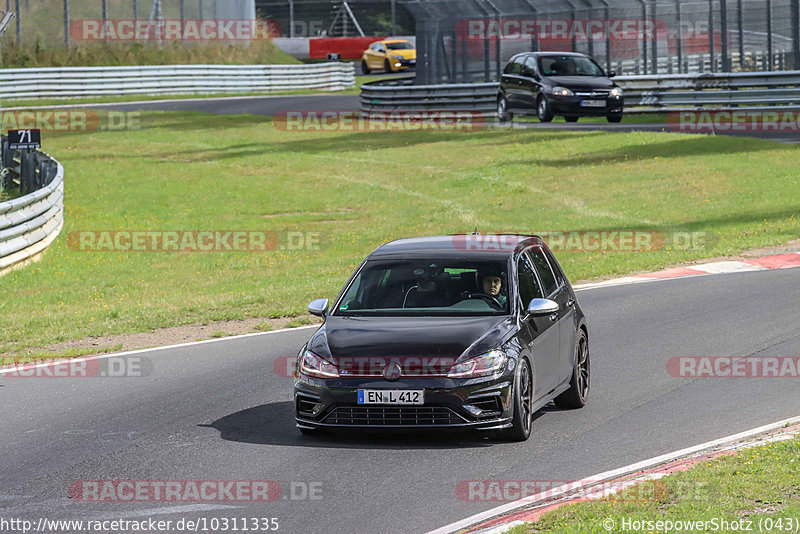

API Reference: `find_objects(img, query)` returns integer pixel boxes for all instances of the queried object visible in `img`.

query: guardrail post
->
[650,0,657,74]
[19,150,34,195]
[709,0,716,72]
[736,0,743,69]
[720,0,729,71]
[63,0,69,49]
[792,0,800,69]
[675,0,683,73]
[14,0,20,43]
[767,0,773,70]
[638,0,647,74]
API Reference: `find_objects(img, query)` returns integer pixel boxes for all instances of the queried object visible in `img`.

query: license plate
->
[358,389,424,405]
[581,99,606,107]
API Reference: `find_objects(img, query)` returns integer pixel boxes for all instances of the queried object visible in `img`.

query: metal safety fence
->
[402,0,800,84]
[0,62,355,98]
[0,136,63,275]
[360,69,800,112]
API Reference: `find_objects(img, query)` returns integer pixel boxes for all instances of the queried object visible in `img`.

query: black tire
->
[537,95,554,122]
[554,328,590,409]
[497,95,513,124]
[564,115,579,122]
[499,358,534,441]
[607,114,623,123]
[361,60,370,74]
[384,59,392,73]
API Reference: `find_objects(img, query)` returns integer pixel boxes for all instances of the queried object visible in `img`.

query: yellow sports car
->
[361,39,416,73]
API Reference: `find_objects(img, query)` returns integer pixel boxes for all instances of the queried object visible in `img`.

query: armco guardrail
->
[615,70,800,111]
[360,70,800,115]
[0,137,64,275]
[0,63,355,99]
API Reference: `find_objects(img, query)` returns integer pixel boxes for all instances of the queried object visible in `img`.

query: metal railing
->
[360,70,800,114]
[0,137,64,275]
[0,62,356,99]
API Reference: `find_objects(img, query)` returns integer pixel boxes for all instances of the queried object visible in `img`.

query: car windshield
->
[385,41,414,50]
[539,56,604,76]
[336,259,510,316]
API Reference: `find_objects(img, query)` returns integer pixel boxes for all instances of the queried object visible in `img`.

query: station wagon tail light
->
[300,350,340,378]
[610,87,623,97]
[552,86,574,97]
[448,350,507,378]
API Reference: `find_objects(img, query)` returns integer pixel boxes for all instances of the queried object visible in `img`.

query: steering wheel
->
[459,292,503,310]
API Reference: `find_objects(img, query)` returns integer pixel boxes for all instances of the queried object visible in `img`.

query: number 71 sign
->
[8,129,41,150]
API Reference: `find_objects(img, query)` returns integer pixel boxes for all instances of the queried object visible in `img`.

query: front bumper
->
[391,58,416,71]
[548,95,624,116]
[295,374,512,430]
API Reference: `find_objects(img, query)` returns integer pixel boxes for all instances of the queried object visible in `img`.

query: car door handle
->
[549,313,558,322]
[567,299,575,307]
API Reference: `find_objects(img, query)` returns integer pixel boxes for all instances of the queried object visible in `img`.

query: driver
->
[479,269,507,308]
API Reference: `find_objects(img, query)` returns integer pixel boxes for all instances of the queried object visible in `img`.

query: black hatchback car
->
[497,51,624,123]
[294,235,589,441]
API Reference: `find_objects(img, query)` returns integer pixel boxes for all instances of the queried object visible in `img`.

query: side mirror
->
[607,70,617,78]
[307,298,329,317]
[526,298,559,318]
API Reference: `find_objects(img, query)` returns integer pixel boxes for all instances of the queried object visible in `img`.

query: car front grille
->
[574,91,609,98]
[322,406,466,426]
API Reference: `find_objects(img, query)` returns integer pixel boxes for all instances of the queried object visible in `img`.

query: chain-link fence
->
[0,0,256,49]
[0,0,413,48]
[256,0,414,37]
[404,0,800,84]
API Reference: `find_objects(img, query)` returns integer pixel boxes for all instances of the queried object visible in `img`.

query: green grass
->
[508,436,800,533]
[0,188,20,202]
[1,111,799,356]
[0,40,300,69]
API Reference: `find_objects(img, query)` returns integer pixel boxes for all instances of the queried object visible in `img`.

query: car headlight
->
[300,350,339,378]
[552,86,574,97]
[448,350,507,378]
[610,87,623,97]
[392,54,404,60]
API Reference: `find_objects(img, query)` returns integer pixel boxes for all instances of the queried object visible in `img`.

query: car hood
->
[387,48,416,59]
[545,75,614,90]
[307,315,516,364]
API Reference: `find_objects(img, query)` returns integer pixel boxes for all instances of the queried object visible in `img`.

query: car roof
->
[367,234,544,260]
[382,39,412,44]
[518,51,588,58]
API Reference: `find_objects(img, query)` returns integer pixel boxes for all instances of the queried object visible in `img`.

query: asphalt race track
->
[77,94,800,144]
[3,268,800,533]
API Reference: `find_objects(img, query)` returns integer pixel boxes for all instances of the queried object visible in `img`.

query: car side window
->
[543,248,565,286]
[517,253,543,308]
[377,44,385,53]
[523,56,537,75]
[508,57,523,75]
[528,248,559,296]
